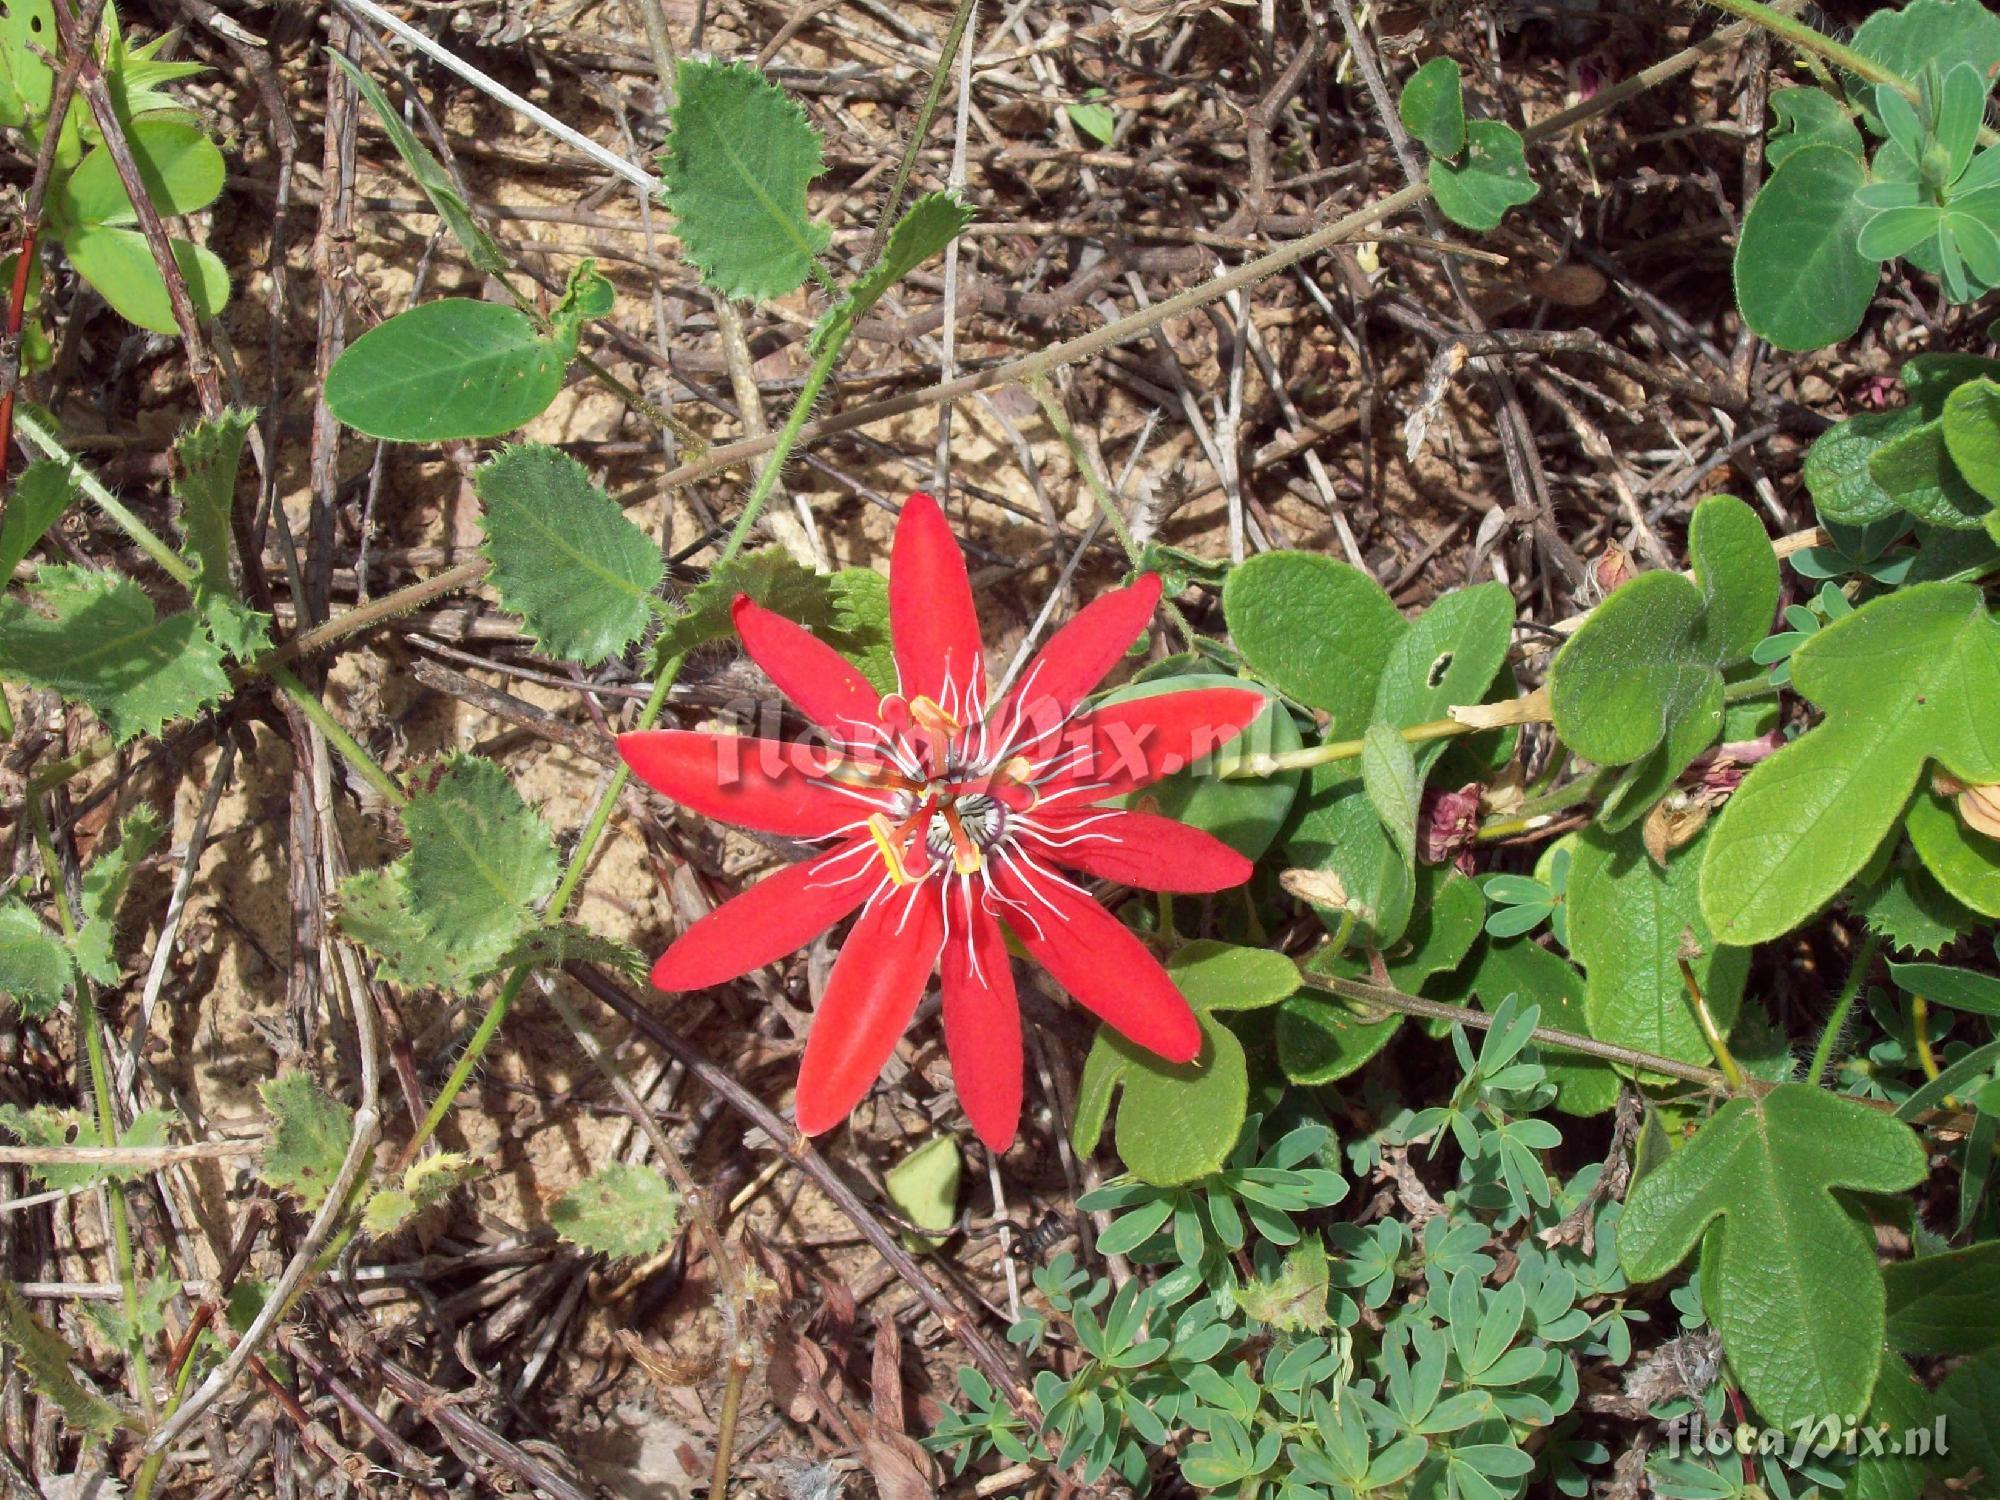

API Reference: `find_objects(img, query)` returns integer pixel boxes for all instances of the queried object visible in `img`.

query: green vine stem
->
[1679,955,1747,1090]
[1806,932,1881,1088]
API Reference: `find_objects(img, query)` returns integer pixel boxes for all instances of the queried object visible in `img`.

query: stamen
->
[866,805,932,885]
[909,695,961,737]
[941,804,984,875]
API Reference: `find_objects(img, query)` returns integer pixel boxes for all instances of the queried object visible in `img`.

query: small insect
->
[1012,1210,1073,1262]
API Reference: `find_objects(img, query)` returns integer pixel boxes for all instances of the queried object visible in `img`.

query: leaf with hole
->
[404,754,560,969]
[1619,1082,1927,1430]
[660,59,829,302]
[1399,57,1465,158]
[475,444,663,665]
[1702,582,2000,945]
[1568,821,1745,1068]
[323,299,571,443]
[1733,143,1877,351]
[1429,120,1537,232]
[551,1162,681,1259]
[0,565,229,742]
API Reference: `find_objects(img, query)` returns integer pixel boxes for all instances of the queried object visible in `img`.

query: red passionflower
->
[618,493,1264,1150]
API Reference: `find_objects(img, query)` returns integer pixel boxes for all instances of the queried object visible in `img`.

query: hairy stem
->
[1807,932,1879,1087]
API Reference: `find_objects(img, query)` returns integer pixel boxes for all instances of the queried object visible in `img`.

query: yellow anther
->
[867,813,915,886]
[909,695,961,737]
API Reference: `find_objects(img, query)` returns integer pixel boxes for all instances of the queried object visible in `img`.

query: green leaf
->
[1163,940,1299,1013]
[1867,413,1993,530]
[257,1073,353,1210]
[1362,723,1420,869]
[547,259,614,356]
[813,191,972,353]
[1941,375,2000,508]
[1851,1354,1939,1500]
[323,300,569,443]
[1223,551,1406,730]
[334,863,486,991]
[654,547,841,665]
[474,444,663,666]
[0,1282,125,1443]
[1805,407,1929,526]
[0,565,229,742]
[1887,957,2000,1015]
[1766,86,1863,167]
[550,1162,681,1258]
[364,1151,480,1236]
[1732,143,1876,351]
[329,52,507,274]
[172,408,267,658]
[56,119,224,228]
[0,0,55,128]
[1399,57,1465,158]
[64,224,229,334]
[1428,119,1537,232]
[884,1135,961,1253]
[1550,495,1776,821]
[1621,1084,1927,1430]
[660,59,829,303]
[1701,583,2000,944]
[0,460,74,581]
[1065,97,1116,145]
[1371,582,1515,774]
[1072,1009,1247,1186]
[1884,1241,2000,1354]
[1458,937,1618,1115]
[0,1105,171,1191]
[1851,0,2000,133]
[1282,763,1413,948]
[0,899,70,1016]
[827,566,895,693]
[1569,821,1745,1068]
[1905,788,2000,915]
[403,754,560,967]
[75,807,163,985]
[1105,673,1301,860]
[1934,1347,2000,1490]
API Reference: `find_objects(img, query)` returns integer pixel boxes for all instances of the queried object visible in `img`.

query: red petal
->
[991,858,1199,1062]
[651,841,880,990]
[941,883,1021,1151]
[1029,808,1253,893]
[890,492,985,719]
[795,881,946,1135]
[1033,687,1266,805]
[732,595,883,742]
[619,730,874,838]
[994,574,1162,752]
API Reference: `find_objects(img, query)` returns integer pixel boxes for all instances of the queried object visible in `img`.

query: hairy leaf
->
[324,300,568,442]
[172,409,267,658]
[1550,496,1776,826]
[335,863,487,992]
[660,59,829,302]
[0,1105,172,1192]
[1766,86,1863,167]
[475,444,663,665]
[0,565,229,742]
[258,1073,353,1210]
[1619,1084,1927,1430]
[1701,583,2000,944]
[1733,143,1875,350]
[1868,413,1993,530]
[550,1163,681,1258]
[1884,1241,2000,1355]
[0,460,75,580]
[404,755,560,966]
[1222,551,1406,730]
[0,899,70,1016]
[0,1282,124,1443]
[75,808,163,985]
[813,191,972,352]
[364,1152,480,1237]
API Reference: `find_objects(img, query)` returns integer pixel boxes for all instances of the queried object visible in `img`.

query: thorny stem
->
[271,664,406,806]
[1807,932,1879,1088]
[1679,956,1746,1091]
